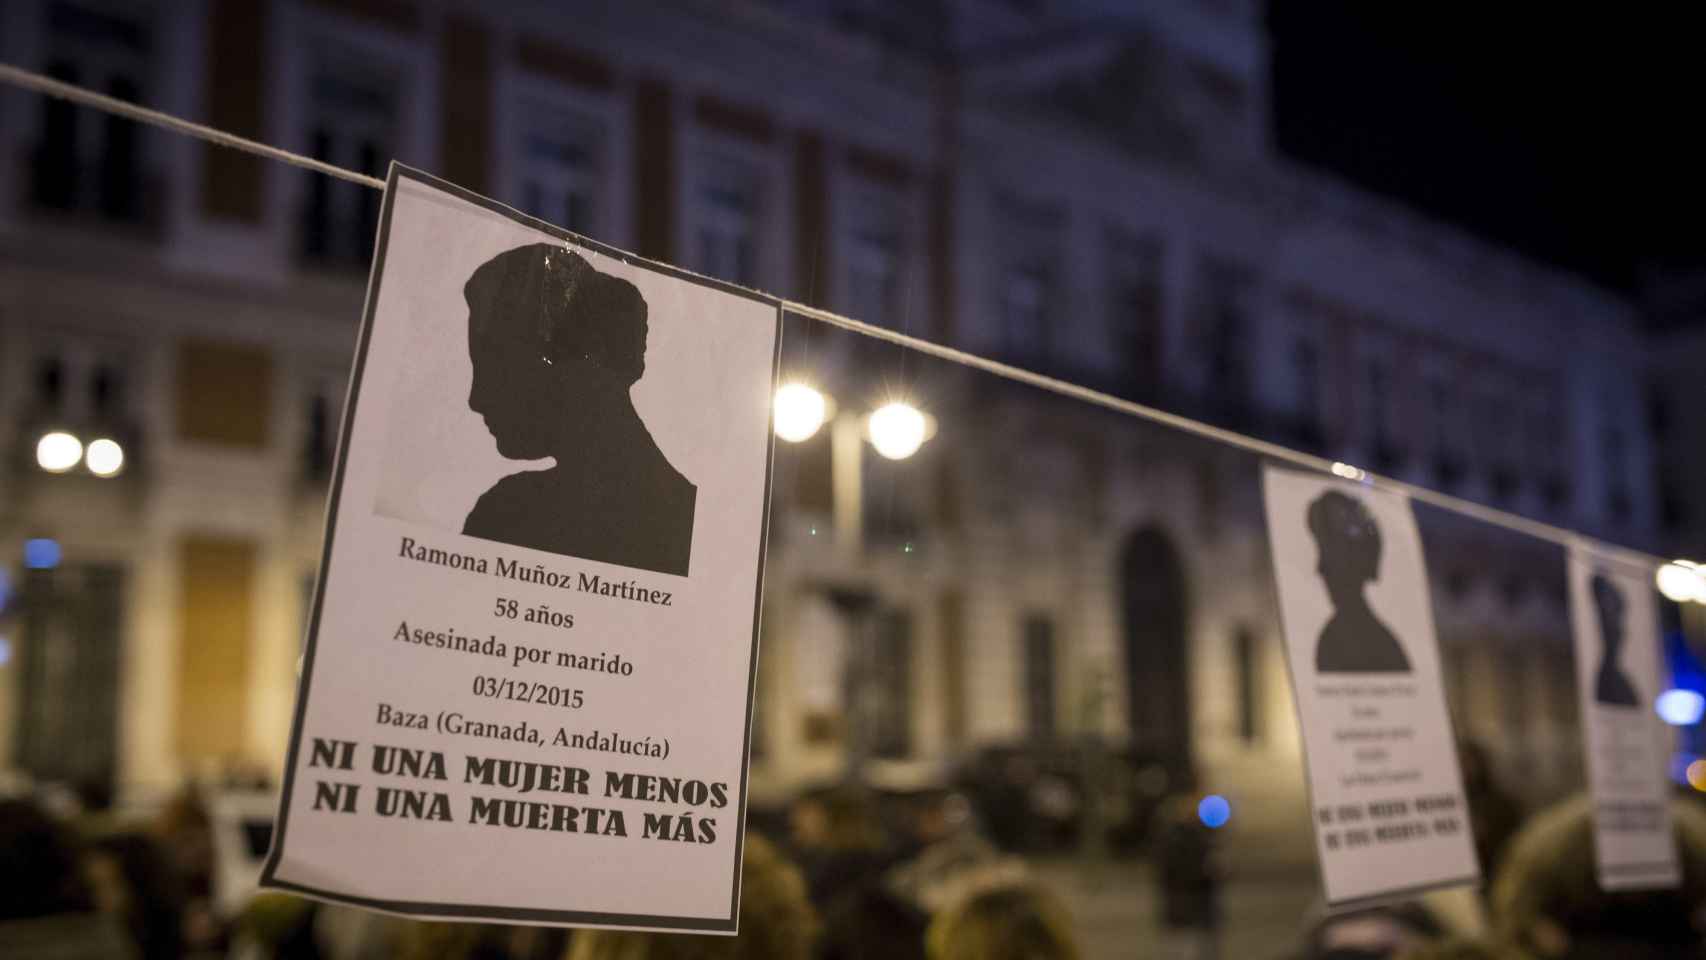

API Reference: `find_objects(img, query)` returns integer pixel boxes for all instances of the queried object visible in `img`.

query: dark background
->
[1271,3,1705,303]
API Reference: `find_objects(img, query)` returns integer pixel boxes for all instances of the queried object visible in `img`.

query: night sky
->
[1268,3,1704,302]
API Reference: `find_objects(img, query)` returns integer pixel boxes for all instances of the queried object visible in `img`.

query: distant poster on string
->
[261,164,780,933]
[1262,466,1480,907]
[1568,542,1679,890]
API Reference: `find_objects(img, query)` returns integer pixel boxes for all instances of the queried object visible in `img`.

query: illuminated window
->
[32,2,155,222]
[301,54,398,267]
[843,185,905,327]
[694,155,761,286]
[516,105,602,235]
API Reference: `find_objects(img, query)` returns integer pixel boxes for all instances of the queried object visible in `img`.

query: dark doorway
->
[1022,613,1058,741]
[1119,527,1192,776]
[15,565,124,799]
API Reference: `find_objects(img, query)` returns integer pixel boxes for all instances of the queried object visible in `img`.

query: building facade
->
[0,0,1659,853]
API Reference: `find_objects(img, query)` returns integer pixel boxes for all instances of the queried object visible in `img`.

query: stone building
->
[0,1,1657,856]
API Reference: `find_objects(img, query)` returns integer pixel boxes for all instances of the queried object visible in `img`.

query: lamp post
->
[773,383,934,780]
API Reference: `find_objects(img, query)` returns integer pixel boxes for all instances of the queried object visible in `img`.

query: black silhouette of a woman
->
[1307,491,1411,674]
[1591,572,1639,708]
[461,244,695,576]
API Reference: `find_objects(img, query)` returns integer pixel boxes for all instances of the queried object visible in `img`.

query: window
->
[1022,614,1057,741]
[1106,231,1164,401]
[1525,386,1568,510]
[176,340,272,448]
[36,355,66,412]
[1470,379,1518,502]
[1426,369,1466,491]
[994,194,1063,363]
[1501,645,1529,741]
[1191,257,1253,419]
[1365,357,1396,467]
[694,155,761,286]
[1290,337,1322,446]
[90,362,123,419]
[1001,264,1050,360]
[843,187,905,326]
[516,105,602,235]
[301,55,398,267]
[32,2,155,222]
[304,394,332,481]
[300,376,346,482]
[1602,418,1631,523]
[1233,626,1260,744]
[868,609,913,759]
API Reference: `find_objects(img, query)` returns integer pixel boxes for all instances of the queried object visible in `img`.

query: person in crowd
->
[1486,793,1706,959]
[1290,901,1450,960]
[817,884,929,960]
[392,919,516,960]
[787,785,890,908]
[231,893,327,960]
[1285,883,1485,960]
[885,789,1014,914]
[155,784,226,954]
[0,797,140,958]
[1394,939,1514,960]
[821,788,1018,960]
[88,828,188,960]
[566,834,817,960]
[1154,791,1222,960]
[925,882,1080,960]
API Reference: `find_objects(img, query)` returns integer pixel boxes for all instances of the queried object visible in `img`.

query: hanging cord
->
[0,62,385,190]
[0,61,1669,571]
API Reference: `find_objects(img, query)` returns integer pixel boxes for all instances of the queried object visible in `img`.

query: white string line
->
[0,62,386,190]
[0,62,1671,571]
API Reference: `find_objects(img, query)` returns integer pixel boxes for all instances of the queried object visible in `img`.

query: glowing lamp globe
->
[1657,563,1706,604]
[867,402,928,460]
[36,431,82,473]
[1656,689,1706,727]
[773,383,828,443]
[85,438,125,477]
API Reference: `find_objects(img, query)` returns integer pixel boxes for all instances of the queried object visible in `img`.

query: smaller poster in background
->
[1568,543,1679,890]
[1262,466,1480,907]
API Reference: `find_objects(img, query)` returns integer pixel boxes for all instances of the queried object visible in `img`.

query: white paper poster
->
[1262,467,1479,907]
[1568,543,1679,890]
[261,165,780,933]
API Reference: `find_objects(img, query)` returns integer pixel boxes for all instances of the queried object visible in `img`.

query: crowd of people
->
[0,781,1080,960]
[2,774,1704,959]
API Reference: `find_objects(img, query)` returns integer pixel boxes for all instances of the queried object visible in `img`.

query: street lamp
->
[1658,561,1706,605]
[867,402,929,460]
[773,383,830,443]
[35,431,82,473]
[774,384,935,784]
[85,438,125,477]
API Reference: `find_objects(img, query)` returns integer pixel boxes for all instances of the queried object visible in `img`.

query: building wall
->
[0,0,1650,832]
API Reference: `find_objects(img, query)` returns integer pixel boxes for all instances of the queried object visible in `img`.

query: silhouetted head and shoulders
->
[1307,490,1411,674]
[461,243,695,576]
[1591,572,1639,708]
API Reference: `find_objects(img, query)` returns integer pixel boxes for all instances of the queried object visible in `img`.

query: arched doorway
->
[1119,527,1192,777]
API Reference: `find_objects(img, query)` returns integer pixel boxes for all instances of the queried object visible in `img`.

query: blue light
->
[0,636,10,667]
[1198,794,1232,829]
[23,539,61,570]
[1657,689,1706,727]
